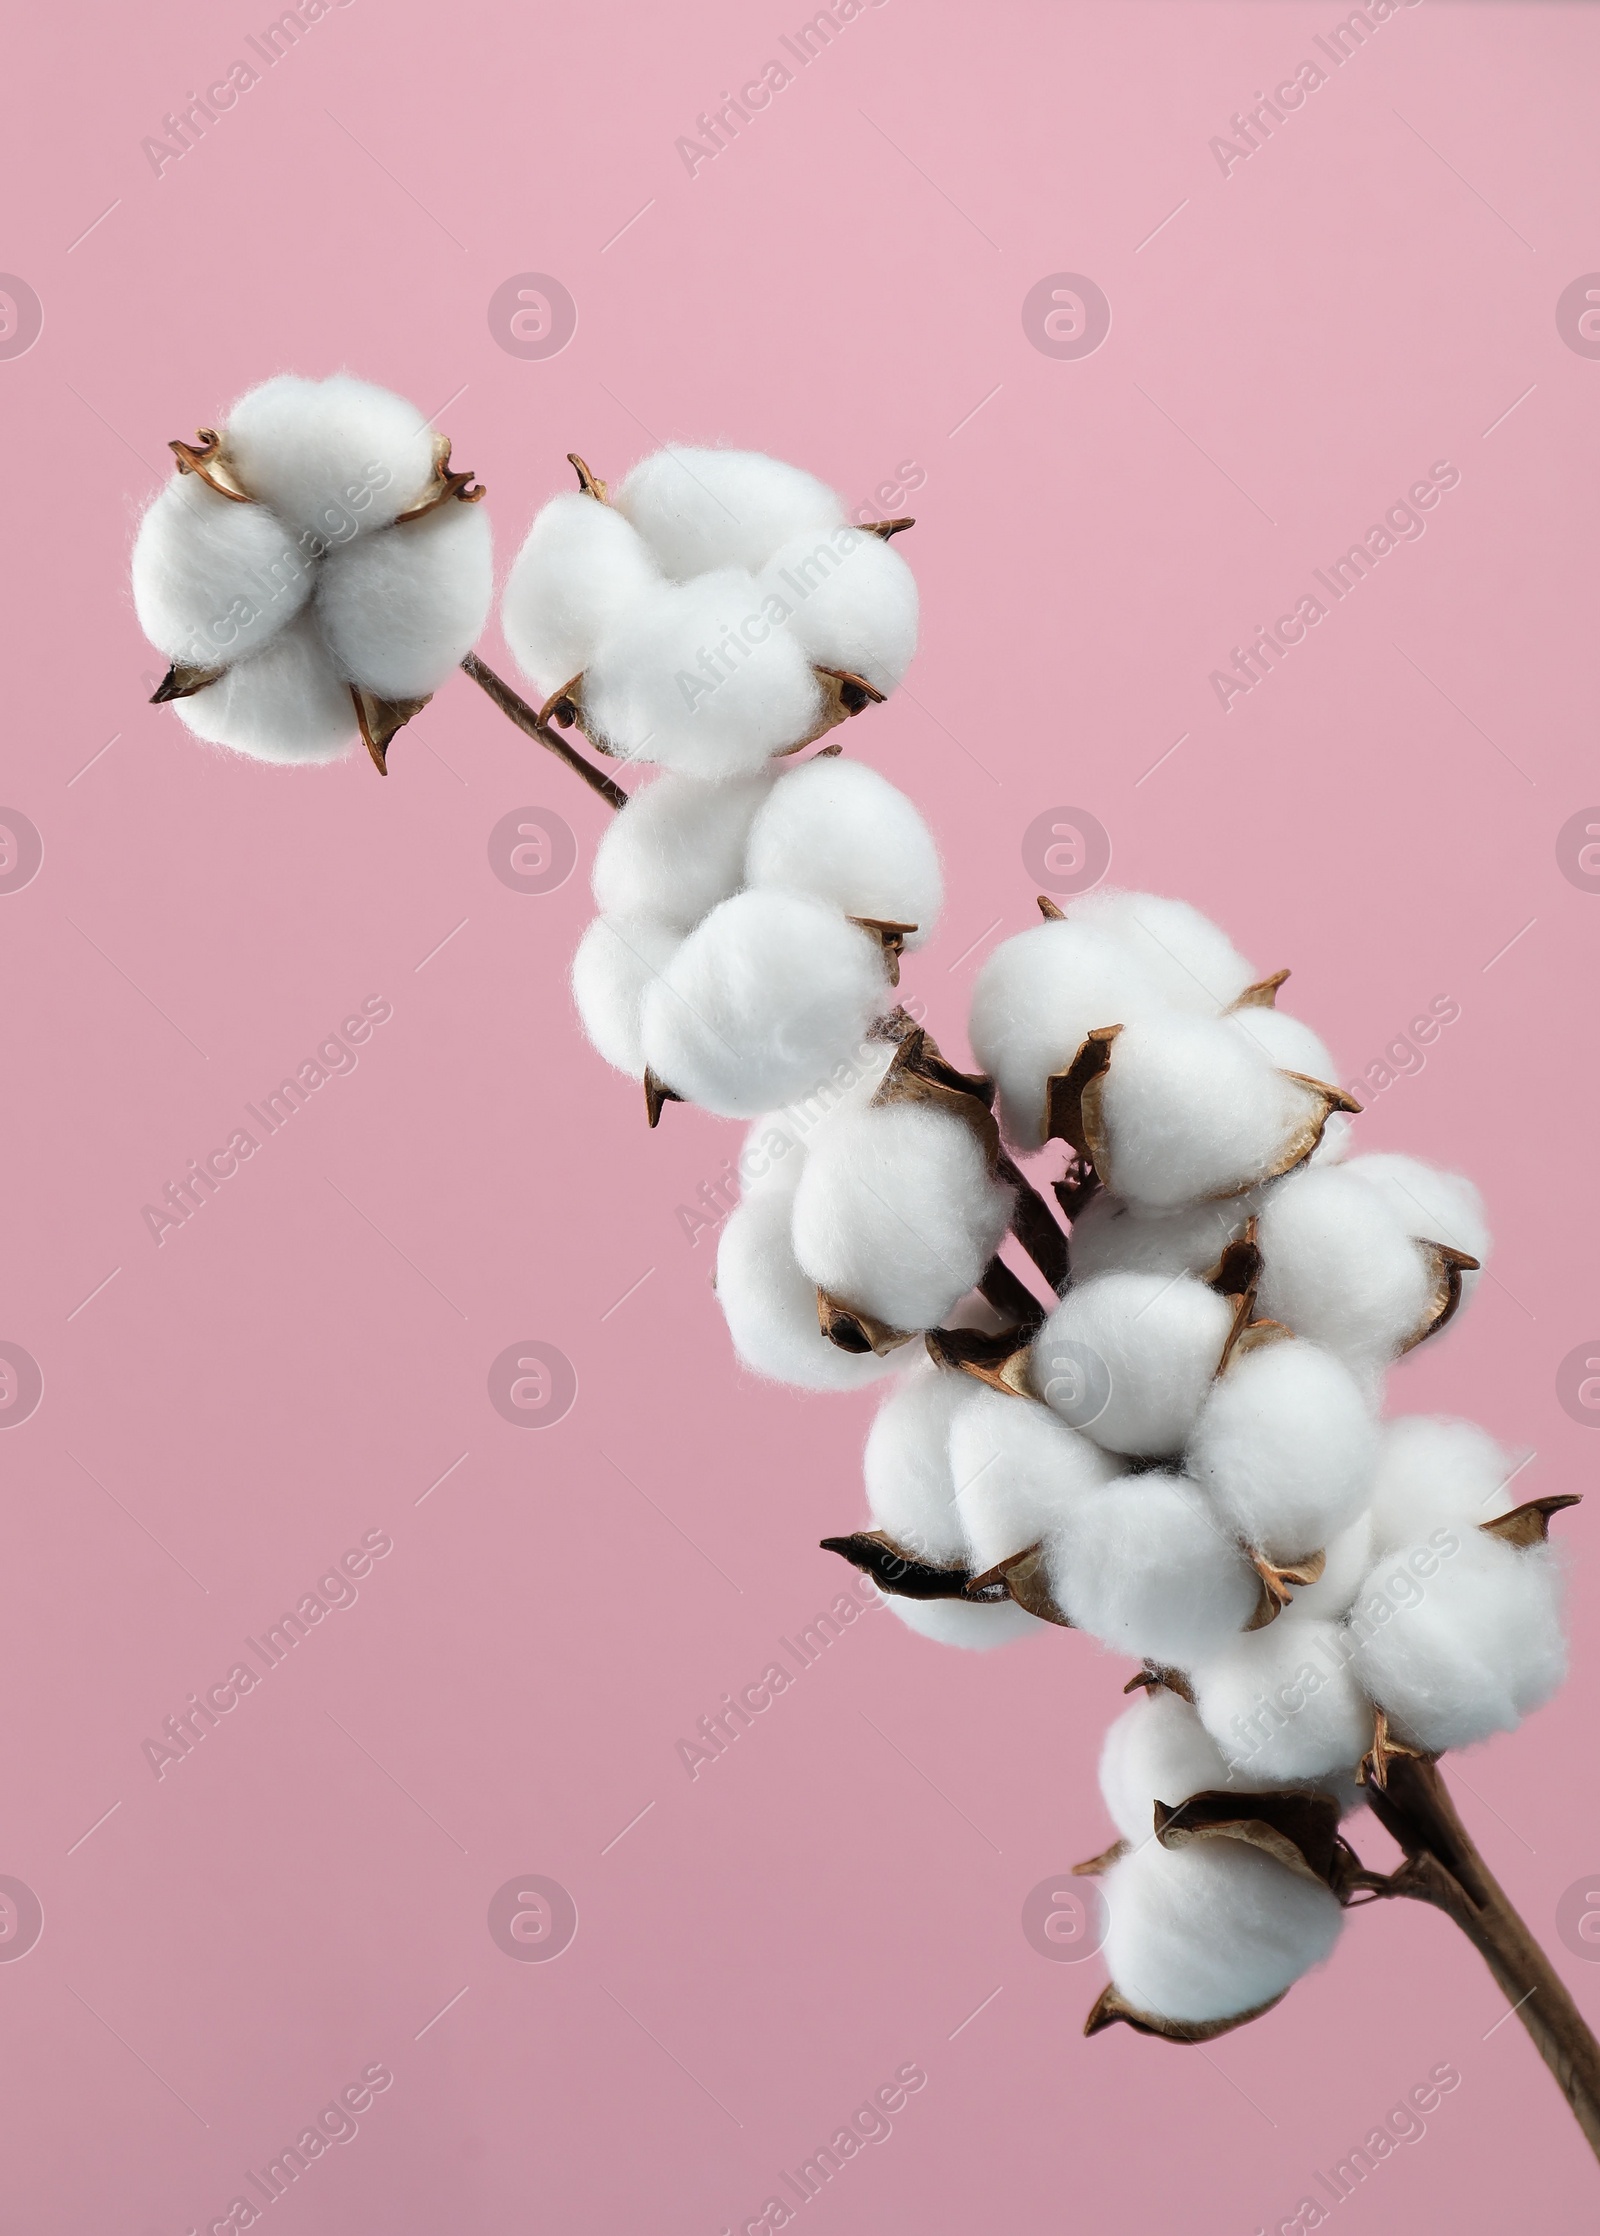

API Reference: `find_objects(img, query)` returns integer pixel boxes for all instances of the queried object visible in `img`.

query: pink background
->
[3,0,1599,2227]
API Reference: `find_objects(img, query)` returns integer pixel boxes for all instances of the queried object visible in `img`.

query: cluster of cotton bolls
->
[132,373,494,769]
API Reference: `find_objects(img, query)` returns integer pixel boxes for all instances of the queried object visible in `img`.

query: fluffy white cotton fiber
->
[316,499,493,698]
[501,492,662,697]
[639,890,889,1117]
[1048,1473,1260,1664]
[1098,1691,1237,1845]
[969,921,1167,1151]
[174,611,356,764]
[884,1595,1041,1649]
[1226,1006,1338,1086]
[570,914,682,1078]
[863,1365,972,1567]
[1187,1341,1376,1560]
[224,373,437,536]
[592,769,772,932]
[1350,1535,1565,1753]
[1068,892,1256,1014]
[1066,1192,1250,1283]
[1254,1166,1436,1367]
[790,1103,1014,1331]
[1194,1619,1374,1782]
[615,446,845,580]
[132,476,314,669]
[1366,1416,1522,1555]
[745,757,943,947]
[1032,1274,1233,1456]
[1281,1512,1374,1623]
[1096,1016,1326,1209]
[758,527,919,693]
[1345,1153,1491,1267]
[1101,1835,1342,2024]
[948,1386,1119,1575]
[716,1192,899,1392]
[583,569,823,775]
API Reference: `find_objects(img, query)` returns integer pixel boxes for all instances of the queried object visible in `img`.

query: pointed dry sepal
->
[818,1530,985,1601]
[1244,1544,1327,1630]
[351,685,432,775]
[1271,1071,1363,1179]
[393,432,487,523]
[923,1323,1035,1397]
[861,515,915,539]
[870,1024,1000,1165]
[169,427,255,503]
[1043,1025,1122,1168]
[1153,1788,1344,1892]
[1397,1239,1482,1354]
[1123,1662,1195,1703]
[1036,894,1065,921]
[1083,1980,1287,2044]
[966,1542,1070,1625]
[1227,968,1291,1011]
[1480,1492,1582,1547]
[567,452,610,502]
[643,1068,683,1128]
[848,916,919,988]
[817,1286,919,1358]
[1357,1707,1433,1793]
[1071,1838,1128,1878]
[150,661,228,704]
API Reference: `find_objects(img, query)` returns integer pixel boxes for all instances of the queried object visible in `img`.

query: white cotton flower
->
[1095,1016,1333,1210]
[1280,1512,1375,1623]
[1194,1619,1374,1782]
[1047,1473,1260,1665]
[968,921,1167,1150]
[1349,1535,1565,1753]
[582,569,824,776]
[1254,1166,1438,1368]
[591,768,773,933]
[1225,1006,1338,1086]
[1366,1417,1524,1556]
[1032,1274,1234,1456]
[501,491,662,697]
[223,372,438,535]
[1187,1341,1377,1562]
[1101,1836,1342,2025]
[1066,1191,1250,1283]
[790,1103,1014,1332]
[715,1192,898,1393]
[745,757,943,947]
[1067,891,1256,1013]
[315,499,493,699]
[569,914,682,1078]
[758,526,919,693]
[1098,1692,1238,1844]
[132,476,315,669]
[948,1386,1119,1576]
[614,446,845,580]
[1344,1153,1491,1267]
[173,611,359,766]
[863,1364,972,1567]
[884,1595,1042,1650]
[639,890,889,1117]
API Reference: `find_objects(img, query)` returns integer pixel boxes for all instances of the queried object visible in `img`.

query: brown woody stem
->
[977,1255,1045,1330]
[1363,1758,1600,2159]
[460,652,629,811]
[996,1151,1070,1295]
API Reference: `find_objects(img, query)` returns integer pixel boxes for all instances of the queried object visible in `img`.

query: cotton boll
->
[715,1192,898,1392]
[1048,1473,1261,1665]
[132,476,314,668]
[1067,1192,1250,1283]
[592,769,773,933]
[1281,1512,1375,1623]
[885,1595,1042,1650]
[1032,1274,1233,1456]
[501,492,662,695]
[174,612,356,765]
[736,1038,899,1200]
[791,1103,1014,1331]
[968,922,1167,1151]
[863,1364,972,1567]
[583,569,823,775]
[1068,891,1256,1014]
[1366,1417,1523,1556]
[615,447,845,579]
[1194,1620,1374,1782]
[1254,1167,1435,1368]
[1226,1006,1337,1085]
[316,500,493,698]
[224,373,437,536]
[745,757,942,947]
[759,526,919,693]
[1344,1154,1491,1268]
[569,914,682,1078]
[1096,1016,1329,1210]
[1098,1693,1238,1845]
[948,1387,1119,1576]
[1101,1836,1342,2025]
[1187,1342,1377,1562]
[639,891,889,1118]
[1350,1536,1566,1753]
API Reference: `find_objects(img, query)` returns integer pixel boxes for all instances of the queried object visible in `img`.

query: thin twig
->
[995,1151,1071,1294]
[460,652,628,810]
